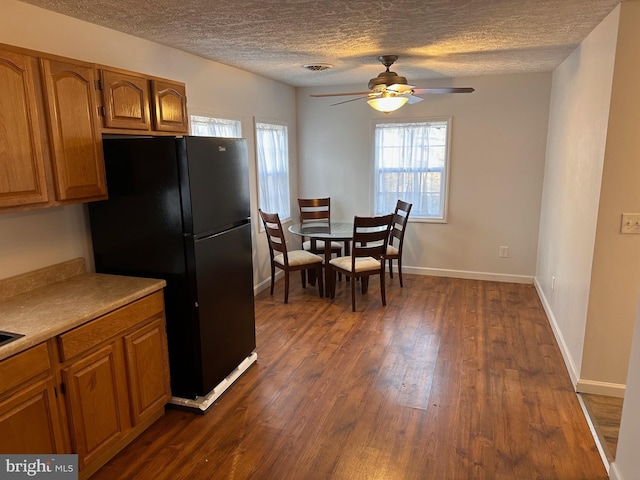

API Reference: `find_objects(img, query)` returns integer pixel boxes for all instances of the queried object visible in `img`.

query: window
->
[373,119,451,221]
[256,121,290,220]
[190,115,242,138]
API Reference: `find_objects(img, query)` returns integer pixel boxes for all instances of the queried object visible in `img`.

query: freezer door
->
[178,136,250,235]
[192,222,256,394]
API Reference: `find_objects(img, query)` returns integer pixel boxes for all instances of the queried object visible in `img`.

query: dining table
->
[288,221,353,297]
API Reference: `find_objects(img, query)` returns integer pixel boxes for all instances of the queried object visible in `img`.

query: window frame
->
[254,118,291,223]
[371,116,452,223]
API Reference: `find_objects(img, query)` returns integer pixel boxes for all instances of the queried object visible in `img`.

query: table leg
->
[324,241,332,297]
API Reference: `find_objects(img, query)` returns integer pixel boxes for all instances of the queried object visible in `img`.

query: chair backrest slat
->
[298,197,331,224]
[390,200,412,247]
[351,214,394,264]
[259,209,288,262]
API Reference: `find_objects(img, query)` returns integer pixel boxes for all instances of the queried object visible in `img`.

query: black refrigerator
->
[88,136,256,400]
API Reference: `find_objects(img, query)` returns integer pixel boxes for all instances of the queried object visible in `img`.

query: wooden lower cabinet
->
[62,342,131,470]
[0,291,170,479]
[124,317,171,425]
[57,291,171,479]
[0,376,65,454]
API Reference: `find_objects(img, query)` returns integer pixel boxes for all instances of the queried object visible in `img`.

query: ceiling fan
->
[310,55,475,113]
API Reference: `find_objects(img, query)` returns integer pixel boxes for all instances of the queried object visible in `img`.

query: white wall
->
[297,73,551,281]
[534,6,619,388]
[0,0,297,288]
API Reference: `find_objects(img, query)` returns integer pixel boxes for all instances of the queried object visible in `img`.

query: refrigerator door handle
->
[195,221,250,242]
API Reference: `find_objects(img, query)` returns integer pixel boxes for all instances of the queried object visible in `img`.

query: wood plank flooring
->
[92,274,608,479]
[580,393,624,463]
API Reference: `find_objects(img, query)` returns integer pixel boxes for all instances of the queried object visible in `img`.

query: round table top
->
[288,222,353,240]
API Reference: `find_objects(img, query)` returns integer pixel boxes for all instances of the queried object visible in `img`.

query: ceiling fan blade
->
[310,91,373,98]
[406,95,424,105]
[387,83,416,94]
[412,87,475,94]
[330,96,371,106]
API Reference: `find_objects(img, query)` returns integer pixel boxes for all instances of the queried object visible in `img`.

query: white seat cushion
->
[303,240,343,251]
[274,250,323,267]
[386,245,399,256]
[329,256,381,272]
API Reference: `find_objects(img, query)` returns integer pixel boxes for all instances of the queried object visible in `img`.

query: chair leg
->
[316,265,324,297]
[270,264,275,295]
[388,258,393,278]
[380,269,387,306]
[300,270,306,289]
[284,271,290,304]
[398,258,403,287]
[361,276,369,294]
[308,268,316,286]
[351,274,357,312]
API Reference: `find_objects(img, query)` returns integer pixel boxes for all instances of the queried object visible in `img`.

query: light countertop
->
[0,259,165,361]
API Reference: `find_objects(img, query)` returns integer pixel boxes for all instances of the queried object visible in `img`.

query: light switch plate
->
[620,213,640,234]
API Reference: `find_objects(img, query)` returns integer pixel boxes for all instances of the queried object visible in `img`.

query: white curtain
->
[256,122,291,219]
[190,115,241,138]
[374,121,448,218]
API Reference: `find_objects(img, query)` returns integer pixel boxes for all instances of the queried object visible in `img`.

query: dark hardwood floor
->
[92,274,608,479]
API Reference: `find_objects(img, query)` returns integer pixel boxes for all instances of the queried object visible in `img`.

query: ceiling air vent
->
[303,64,333,71]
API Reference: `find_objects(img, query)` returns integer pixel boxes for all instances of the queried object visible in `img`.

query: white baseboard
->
[254,270,283,295]
[254,265,533,295]
[533,278,580,388]
[577,394,610,474]
[609,462,623,480]
[403,266,534,284]
[576,379,626,398]
[533,278,627,398]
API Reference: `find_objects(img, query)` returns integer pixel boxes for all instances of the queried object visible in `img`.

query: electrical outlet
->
[621,213,640,234]
[499,246,509,258]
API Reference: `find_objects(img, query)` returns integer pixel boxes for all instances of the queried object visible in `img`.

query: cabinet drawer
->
[0,343,51,396]
[57,292,164,362]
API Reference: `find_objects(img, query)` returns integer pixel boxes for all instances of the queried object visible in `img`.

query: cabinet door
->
[40,59,107,201]
[0,49,49,207]
[0,378,65,454]
[151,79,188,133]
[101,70,151,130]
[62,343,130,469]
[124,317,171,425]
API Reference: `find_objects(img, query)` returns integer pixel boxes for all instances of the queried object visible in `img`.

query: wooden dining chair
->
[328,213,394,312]
[297,197,345,256]
[258,209,324,303]
[386,200,413,287]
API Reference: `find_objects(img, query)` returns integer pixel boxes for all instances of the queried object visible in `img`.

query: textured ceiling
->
[19,0,622,88]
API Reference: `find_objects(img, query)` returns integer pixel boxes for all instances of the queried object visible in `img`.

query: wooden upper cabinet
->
[0,48,49,208]
[151,79,188,133]
[101,70,151,131]
[40,59,107,202]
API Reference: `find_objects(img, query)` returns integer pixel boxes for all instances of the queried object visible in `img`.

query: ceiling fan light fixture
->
[367,94,408,113]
